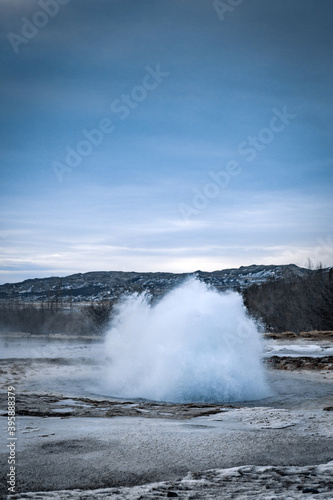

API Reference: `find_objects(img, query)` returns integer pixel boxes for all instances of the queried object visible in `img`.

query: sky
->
[0,0,332,284]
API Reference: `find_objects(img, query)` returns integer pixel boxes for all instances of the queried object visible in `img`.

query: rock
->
[267,355,333,370]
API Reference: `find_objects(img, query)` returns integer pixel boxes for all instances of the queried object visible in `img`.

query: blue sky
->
[1,0,332,283]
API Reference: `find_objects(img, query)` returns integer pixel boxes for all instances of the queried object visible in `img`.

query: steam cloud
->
[104,278,271,403]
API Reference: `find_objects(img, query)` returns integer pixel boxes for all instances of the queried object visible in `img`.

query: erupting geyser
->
[104,278,271,403]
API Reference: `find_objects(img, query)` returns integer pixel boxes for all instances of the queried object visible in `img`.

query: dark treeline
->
[243,267,333,333]
[0,302,114,336]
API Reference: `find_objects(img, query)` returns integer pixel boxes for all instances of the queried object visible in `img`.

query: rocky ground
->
[266,355,333,371]
[13,461,333,499]
[264,331,333,340]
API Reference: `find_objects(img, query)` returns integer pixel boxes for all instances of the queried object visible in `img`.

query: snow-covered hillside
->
[0,264,313,305]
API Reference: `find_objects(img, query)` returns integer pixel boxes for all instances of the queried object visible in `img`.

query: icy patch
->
[264,341,333,357]
[205,406,333,434]
[207,407,299,428]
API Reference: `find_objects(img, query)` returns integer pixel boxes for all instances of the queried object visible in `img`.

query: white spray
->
[103,278,271,403]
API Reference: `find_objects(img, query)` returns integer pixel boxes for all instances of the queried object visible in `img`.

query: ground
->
[0,334,332,499]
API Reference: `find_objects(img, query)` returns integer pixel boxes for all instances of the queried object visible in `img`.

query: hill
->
[0,264,332,335]
[0,264,312,305]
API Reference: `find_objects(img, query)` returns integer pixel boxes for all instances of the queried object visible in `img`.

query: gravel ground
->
[1,406,333,496]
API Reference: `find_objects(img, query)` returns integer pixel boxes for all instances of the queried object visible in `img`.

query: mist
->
[104,278,271,403]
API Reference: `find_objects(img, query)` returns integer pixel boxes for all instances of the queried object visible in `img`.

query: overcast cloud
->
[0,0,332,283]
